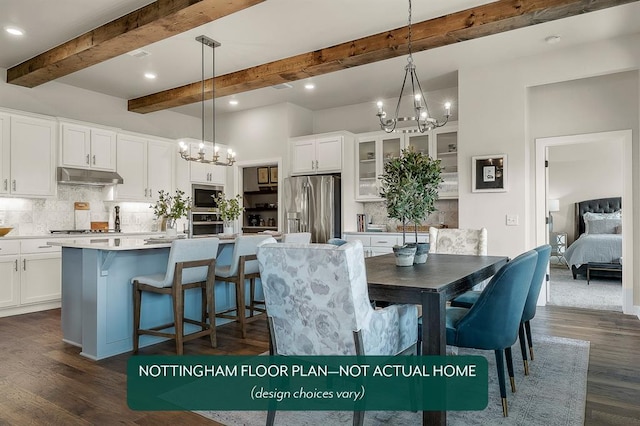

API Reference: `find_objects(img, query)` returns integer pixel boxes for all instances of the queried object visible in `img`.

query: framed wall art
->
[269,166,278,183]
[257,167,269,184]
[472,154,507,192]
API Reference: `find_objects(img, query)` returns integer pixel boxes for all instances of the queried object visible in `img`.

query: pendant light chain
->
[178,35,236,165]
[211,35,216,150]
[201,39,206,147]
[407,0,413,59]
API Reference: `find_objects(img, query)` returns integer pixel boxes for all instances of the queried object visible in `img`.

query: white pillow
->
[585,217,621,234]
[583,211,621,221]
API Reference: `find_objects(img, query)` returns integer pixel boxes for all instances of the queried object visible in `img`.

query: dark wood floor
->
[0,306,639,425]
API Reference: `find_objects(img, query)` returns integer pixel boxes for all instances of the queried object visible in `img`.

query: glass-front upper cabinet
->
[355,122,458,201]
[356,133,402,201]
[433,123,458,198]
[405,134,430,157]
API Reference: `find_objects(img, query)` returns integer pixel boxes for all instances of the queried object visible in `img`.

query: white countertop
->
[47,237,173,250]
[47,235,238,251]
[0,231,164,241]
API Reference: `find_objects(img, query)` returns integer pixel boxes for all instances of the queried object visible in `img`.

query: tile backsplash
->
[0,185,158,236]
[363,199,459,232]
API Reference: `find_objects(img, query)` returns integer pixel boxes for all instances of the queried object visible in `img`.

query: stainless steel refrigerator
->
[283,175,341,243]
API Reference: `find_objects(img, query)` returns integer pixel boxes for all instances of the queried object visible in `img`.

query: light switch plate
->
[506,214,519,226]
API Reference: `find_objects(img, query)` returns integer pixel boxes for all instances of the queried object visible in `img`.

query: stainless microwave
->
[192,184,224,212]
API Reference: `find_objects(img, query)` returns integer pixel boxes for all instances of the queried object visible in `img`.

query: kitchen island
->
[49,237,235,360]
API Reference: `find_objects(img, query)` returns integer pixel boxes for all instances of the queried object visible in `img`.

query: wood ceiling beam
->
[6,0,264,88]
[129,0,638,114]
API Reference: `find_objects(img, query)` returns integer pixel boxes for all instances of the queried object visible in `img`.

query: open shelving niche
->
[242,187,278,233]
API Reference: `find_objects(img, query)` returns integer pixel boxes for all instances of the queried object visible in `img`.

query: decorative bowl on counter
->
[0,227,14,237]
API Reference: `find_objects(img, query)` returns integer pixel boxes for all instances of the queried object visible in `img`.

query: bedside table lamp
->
[548,199,560,232]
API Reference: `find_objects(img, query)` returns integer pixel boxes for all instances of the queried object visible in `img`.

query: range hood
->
[57,167,123,186]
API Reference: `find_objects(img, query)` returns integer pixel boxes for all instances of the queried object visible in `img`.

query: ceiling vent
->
[272,83,293,90]
[127,49,151,58]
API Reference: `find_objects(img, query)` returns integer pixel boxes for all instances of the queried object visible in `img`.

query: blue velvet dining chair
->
[450,245,551,375]
[446,250,537,417]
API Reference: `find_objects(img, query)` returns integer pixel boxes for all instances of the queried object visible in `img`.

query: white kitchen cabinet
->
[355,132,403,201]
[7,114,56,197]
[0,241,20,309]
[185,140,227,185]
[20,253,61,304]
[344,233,400,257]
[431,124,458,198]
[0,112,9,195]
[291,135,342,175]
[0,239,61,318]
[147,139,175,201]
[20,240,61,305]
[369,234,399,256]
[60,122,117,171]
[116,133,174,201]
[355,122,458,201]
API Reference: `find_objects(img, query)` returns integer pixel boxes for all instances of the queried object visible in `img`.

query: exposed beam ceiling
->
[6,0,264,88]
[129,0,638,114]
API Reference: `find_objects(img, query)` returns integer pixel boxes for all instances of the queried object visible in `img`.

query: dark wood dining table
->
[365,252,509,426]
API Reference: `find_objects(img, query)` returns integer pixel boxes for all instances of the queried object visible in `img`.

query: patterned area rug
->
[548,263,622,311]
[197,335,589,426]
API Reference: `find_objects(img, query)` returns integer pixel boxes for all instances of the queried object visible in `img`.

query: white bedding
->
[564,234,622,268]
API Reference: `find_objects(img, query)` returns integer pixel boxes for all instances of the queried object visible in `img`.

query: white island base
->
[53,238,235,360]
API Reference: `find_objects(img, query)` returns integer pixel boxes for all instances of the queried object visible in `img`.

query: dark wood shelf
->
[245,207,278,211]
[244,188,277,195]
[242,226,278,233]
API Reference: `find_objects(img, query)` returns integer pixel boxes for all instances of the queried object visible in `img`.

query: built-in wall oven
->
[191,184,224,237]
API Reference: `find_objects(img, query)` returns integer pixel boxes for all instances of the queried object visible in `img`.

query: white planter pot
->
[393,245,417,267]
[224,226,234,235]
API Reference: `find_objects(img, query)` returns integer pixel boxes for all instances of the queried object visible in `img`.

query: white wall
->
[547,141,623,244]
[216,102,313,186]
[0,68,200,140]
[312,86,458,134]
[458,32,640,307]
[530,71,634,243]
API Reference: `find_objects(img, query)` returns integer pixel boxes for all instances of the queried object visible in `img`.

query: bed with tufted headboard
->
[564,197,622,280]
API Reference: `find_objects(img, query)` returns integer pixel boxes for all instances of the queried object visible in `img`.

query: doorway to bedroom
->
[535,130,631,313]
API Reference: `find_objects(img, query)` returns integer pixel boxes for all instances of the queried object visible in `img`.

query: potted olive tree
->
[215,193,244,235]
[380,148,442,266]
[403,149,443,263]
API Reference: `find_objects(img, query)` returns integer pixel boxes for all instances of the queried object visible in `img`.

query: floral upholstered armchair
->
[429,227,488,255]
[256,240,417,356]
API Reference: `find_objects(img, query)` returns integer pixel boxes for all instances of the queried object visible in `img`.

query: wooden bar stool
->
[214,235,275,337]
[132,237,219,355]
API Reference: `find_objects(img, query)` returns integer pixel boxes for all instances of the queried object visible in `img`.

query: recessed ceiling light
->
[229,100,239,106]
[5,27,24,36]
[144,72,157,79]
[304,83,315,90]
[545,35,561,44]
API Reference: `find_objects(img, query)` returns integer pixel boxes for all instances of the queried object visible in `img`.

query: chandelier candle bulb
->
[414,94,422,109]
